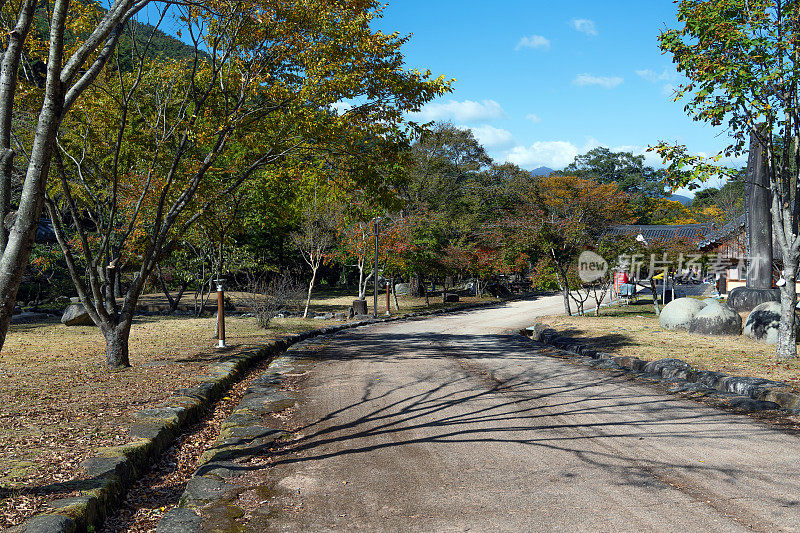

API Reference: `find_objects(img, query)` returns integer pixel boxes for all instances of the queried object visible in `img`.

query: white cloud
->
[570,18,598,36]
[515,35,550,51]
[466,125,514,148]
[505,137,600,169]
[635,68,673,83]
[411,99,507,123]
[611,144,665,168]
[636,68,681,96]
[573,73,624,89]
[525,113,542,123]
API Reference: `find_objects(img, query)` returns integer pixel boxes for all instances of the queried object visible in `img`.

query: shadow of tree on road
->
[219,330,800,509]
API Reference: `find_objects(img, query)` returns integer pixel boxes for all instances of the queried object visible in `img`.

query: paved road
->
[235,296,800,532]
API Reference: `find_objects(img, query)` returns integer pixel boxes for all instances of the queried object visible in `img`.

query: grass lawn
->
[537,300,800,393]
[0,288,496,527]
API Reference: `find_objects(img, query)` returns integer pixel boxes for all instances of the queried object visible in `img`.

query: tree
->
[401,123,494,294]
[48,0,451,368]
[292,202,338,318]
[557,147,667,222]
[0,0,164,355]
[652,0,800,360]
[502,175,630,315]
[335,219,380,300]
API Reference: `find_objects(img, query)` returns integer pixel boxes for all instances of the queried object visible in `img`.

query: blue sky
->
[374,1,743,189]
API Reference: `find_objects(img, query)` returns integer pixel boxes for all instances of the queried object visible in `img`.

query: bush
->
[529,258,560,292]
[244,272,304,328]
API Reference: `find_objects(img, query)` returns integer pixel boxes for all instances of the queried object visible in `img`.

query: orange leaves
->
[537,174,630,226]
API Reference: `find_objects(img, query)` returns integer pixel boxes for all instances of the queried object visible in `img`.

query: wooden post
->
[216,279,226,348]
[373,218,379,318]
[385,278,390,316]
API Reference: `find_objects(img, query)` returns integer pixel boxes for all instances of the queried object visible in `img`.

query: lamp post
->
[373,217,379,318]
[215,278,226,348]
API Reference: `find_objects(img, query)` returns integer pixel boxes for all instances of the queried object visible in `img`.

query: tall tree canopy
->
[653,0,800,359]
[46,0,451,367]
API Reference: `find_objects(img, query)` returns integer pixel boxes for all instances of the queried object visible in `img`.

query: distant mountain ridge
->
[670,194,691,205]
[530,166,554,176]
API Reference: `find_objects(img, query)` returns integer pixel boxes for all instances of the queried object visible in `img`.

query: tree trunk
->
[777,263,798,361]
[411,272,423,297]
[103,323,131,369]
[303,267,317,318]
[552,261,571,316]
[357,260,365,300]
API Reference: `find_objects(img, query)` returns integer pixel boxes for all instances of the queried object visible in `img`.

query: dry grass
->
[537,300,800,392]
[0,288,495,527]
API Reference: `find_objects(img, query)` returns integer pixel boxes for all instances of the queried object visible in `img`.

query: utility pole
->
[373,218,379,318]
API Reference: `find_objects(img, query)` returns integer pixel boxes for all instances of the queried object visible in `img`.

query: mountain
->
[530,166,554,176]
[115,20,206,72]
[669,194,691,206]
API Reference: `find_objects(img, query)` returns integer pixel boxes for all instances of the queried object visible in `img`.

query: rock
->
[334,312,347,321]
[524,323,549,341]
[658,297,707,331]
[727,286,781,312]
[443,293,459,303]
[157,508,202,533]
[60,304,96,326]
[394,283,410,296]
[743,301,796,344]
[721,396,781,412]
[179,476,238,506]
[721,375,787,397]
[689,302,742,335]
[8,514,77,533]
[691,370,729,389]
[313,312,334,320]
[644,358,693,378]
[10,312,49,324]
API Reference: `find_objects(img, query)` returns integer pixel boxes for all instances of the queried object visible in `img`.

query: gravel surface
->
[185,296,800,531]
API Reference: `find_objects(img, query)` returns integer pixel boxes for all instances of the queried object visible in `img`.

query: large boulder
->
[659,297,708,331]
[689,301,742,335]
[727,286,781,312]
[394,283,410,296]
[743,301,798,343]
[61,304,96,326]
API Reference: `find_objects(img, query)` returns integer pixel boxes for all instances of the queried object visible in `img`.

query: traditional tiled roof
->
[697,214,746,250]
[606,223,716,243]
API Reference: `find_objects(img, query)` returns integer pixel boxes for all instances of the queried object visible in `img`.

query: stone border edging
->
[523,323,800,413]
[10,294,531,533]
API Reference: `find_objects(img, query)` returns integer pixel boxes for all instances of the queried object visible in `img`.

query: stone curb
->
[12,294,533,533]
[522,324,800,413]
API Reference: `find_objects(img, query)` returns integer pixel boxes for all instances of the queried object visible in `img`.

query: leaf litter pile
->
[0,313,300,529]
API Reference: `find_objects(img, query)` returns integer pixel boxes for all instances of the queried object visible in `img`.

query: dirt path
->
[212,296,800,532]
